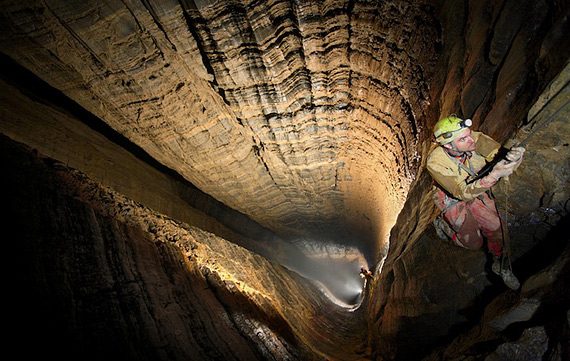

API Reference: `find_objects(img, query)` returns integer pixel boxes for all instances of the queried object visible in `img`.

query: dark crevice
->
[513,210,569,281]
[178,2,230,105]
[140,0,178,51]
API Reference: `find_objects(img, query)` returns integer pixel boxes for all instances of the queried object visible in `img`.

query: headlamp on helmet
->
[433,115,472,144]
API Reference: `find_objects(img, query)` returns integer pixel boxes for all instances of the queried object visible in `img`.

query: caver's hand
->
[490,159,518,179]
[489,147,525,179]
[505,146,525,164]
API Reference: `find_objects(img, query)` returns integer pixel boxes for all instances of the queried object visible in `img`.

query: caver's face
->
[445,128,475,152]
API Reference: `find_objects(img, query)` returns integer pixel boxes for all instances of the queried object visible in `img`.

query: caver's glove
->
[505,146,525,163]
[490,147,525,179]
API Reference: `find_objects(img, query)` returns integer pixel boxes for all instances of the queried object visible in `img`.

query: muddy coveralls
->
[426,132,504,257]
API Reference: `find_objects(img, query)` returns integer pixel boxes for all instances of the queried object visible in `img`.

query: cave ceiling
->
[0,0,439,258]
[2,0,567,264]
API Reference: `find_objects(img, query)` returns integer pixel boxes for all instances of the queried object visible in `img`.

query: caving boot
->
[492,257,520,290]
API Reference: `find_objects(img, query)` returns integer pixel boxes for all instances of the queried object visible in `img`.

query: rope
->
[497,87,569,272]
[468,95,570,185]
[499,178,514,272]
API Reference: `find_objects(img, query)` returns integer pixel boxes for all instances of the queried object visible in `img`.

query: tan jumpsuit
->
[426,132,504,257]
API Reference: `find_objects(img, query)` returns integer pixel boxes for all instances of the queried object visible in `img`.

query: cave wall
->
[0,56,308,266]
[1,0,569,360]
[0,0,440,255]
[2,0,563,258]
[432,0,569,142]
[368,0,570,357]
[368,69,569,361]
[0,63,259,248]
[4,135,372,360]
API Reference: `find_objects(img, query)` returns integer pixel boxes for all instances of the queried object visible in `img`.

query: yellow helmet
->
[433,115,472,144]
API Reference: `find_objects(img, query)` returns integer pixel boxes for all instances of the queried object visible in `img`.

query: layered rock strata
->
[4,136,368,360]
[0,0,439,256]
[1,0,569,360]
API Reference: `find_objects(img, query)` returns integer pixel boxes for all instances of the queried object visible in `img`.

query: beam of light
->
[275,239,371,307]
[311,279,365,310]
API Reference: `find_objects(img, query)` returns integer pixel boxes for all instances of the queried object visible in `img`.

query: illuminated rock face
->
[3,137,366,361]
[1,0,569,360]
[0,0,439,257]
